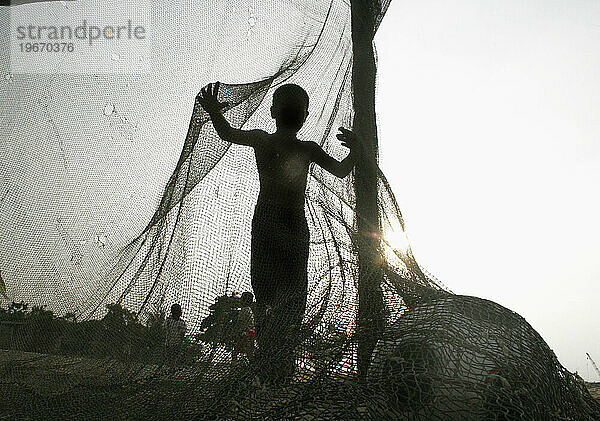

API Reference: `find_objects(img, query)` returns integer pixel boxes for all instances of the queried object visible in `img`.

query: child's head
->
[170,303,182,320]
[271,84,309,133]
[240,291,254,307]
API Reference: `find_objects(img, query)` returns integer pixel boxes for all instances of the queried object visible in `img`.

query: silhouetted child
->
[197,82,359,382]
[164,303,187,367]
[232,291,255,365]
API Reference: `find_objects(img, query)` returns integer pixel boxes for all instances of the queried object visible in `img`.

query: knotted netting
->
[1,0,599,419]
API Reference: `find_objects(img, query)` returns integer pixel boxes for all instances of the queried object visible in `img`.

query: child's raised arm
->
[196,82,264,147]
[309,127,361,179]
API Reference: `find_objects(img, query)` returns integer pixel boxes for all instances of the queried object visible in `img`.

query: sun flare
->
[382,227,410,261]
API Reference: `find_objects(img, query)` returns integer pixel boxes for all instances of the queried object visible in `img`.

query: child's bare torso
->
[253,132,312,209]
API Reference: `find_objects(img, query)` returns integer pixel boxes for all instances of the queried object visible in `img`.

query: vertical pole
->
[350,0,384,382]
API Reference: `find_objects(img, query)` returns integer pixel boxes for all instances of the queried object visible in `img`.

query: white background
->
[376,0,600,381]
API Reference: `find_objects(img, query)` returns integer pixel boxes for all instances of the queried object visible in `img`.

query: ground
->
[0,349,373,420]
[1,349,599,420]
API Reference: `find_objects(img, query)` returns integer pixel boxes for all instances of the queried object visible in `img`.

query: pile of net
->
[1,0,599,419]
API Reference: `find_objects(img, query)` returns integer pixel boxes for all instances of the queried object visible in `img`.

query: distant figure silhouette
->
[164,303,187,367]
[197,82,359,381]
[232,291,256,365]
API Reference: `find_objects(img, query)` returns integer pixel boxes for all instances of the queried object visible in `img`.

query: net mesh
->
[1,0,599,419]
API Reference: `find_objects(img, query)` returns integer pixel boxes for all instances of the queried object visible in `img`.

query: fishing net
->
[1,0,599,419]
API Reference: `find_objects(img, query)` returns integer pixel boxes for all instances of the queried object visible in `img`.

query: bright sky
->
[375,0,600,381]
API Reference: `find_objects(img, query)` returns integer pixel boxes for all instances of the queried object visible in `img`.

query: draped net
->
[1,0,599,419]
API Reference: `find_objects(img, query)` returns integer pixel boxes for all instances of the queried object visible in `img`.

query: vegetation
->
[0,300,202,365]
[0,294,251,364]
[197,294,247,351]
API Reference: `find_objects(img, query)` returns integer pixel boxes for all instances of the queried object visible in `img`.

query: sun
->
[382,227,410,261]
